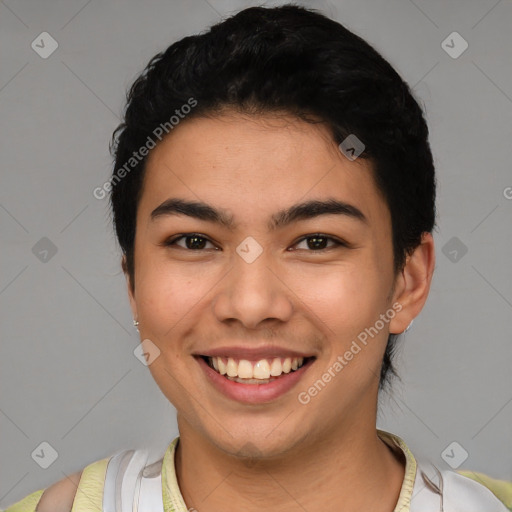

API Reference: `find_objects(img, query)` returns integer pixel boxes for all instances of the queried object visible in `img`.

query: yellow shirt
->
[2,430,510,511]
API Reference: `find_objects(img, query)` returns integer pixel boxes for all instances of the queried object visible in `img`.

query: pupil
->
[308,236,326,250]
[187,235,206,250]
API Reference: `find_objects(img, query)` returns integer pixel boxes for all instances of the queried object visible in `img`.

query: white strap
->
[104,451,135,512]
[410,460,443,511]
[120,449,149,512]
[103,449,164,512]
[410,459,509,511]
[138,458,164,512]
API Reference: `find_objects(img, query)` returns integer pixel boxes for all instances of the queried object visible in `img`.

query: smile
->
[196,354,316,404]
[202,355,311,383]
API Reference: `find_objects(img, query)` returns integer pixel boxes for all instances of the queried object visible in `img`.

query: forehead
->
[138,113,390,228]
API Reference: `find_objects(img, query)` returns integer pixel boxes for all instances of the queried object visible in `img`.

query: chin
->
[207,425,307,461]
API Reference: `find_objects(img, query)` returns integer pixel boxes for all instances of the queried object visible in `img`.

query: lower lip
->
[196,356,314,404]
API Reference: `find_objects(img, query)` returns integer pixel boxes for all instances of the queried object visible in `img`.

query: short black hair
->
[110,4,436,392]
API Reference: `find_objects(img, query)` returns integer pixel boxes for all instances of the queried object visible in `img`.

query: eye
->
[291,234,346,251]
[164,233,218,251]
[162,233,348,252]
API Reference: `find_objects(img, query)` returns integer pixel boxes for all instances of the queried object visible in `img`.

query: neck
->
[173,420,405,512]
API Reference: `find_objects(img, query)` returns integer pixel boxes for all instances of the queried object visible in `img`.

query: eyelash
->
[163,233,348,252]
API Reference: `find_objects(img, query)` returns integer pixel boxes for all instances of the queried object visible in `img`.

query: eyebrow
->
[150,197,367,230]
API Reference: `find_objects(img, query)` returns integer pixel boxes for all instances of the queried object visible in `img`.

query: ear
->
[388,232,435,334]
[122,255,138,321]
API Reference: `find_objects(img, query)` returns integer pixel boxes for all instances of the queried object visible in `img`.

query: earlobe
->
[389,232,435,334]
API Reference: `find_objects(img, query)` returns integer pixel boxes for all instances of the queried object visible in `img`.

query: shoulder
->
[442,469,511,510]
[2,452,118,512]
[36,452,115,512]
[2,471,83,512]
[35,471,82,512]
[413,459,510,511]
[381,431,510,511]
[457,470,512,509]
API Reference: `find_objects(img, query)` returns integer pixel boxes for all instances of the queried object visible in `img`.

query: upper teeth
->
[209,356,305,379]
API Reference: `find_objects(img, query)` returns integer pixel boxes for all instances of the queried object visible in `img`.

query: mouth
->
[199,355,315,384]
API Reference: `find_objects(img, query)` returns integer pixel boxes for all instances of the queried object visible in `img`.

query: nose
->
[212,247,294,330]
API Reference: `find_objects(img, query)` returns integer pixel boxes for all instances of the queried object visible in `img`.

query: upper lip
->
[194,346,316,360]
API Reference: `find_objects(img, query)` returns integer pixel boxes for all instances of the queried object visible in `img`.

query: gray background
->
[1,0,511,506]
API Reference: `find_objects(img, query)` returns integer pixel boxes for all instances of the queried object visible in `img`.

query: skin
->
[125,112,435,512]
[35,471,82,512]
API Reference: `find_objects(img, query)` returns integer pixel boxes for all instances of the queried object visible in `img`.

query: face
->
[126,112,414,458]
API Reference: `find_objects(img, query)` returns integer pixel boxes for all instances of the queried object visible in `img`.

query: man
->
[5,4,510,511]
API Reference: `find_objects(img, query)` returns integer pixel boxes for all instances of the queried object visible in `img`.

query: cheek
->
[289,261,386,337]
[134,256,208,338]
